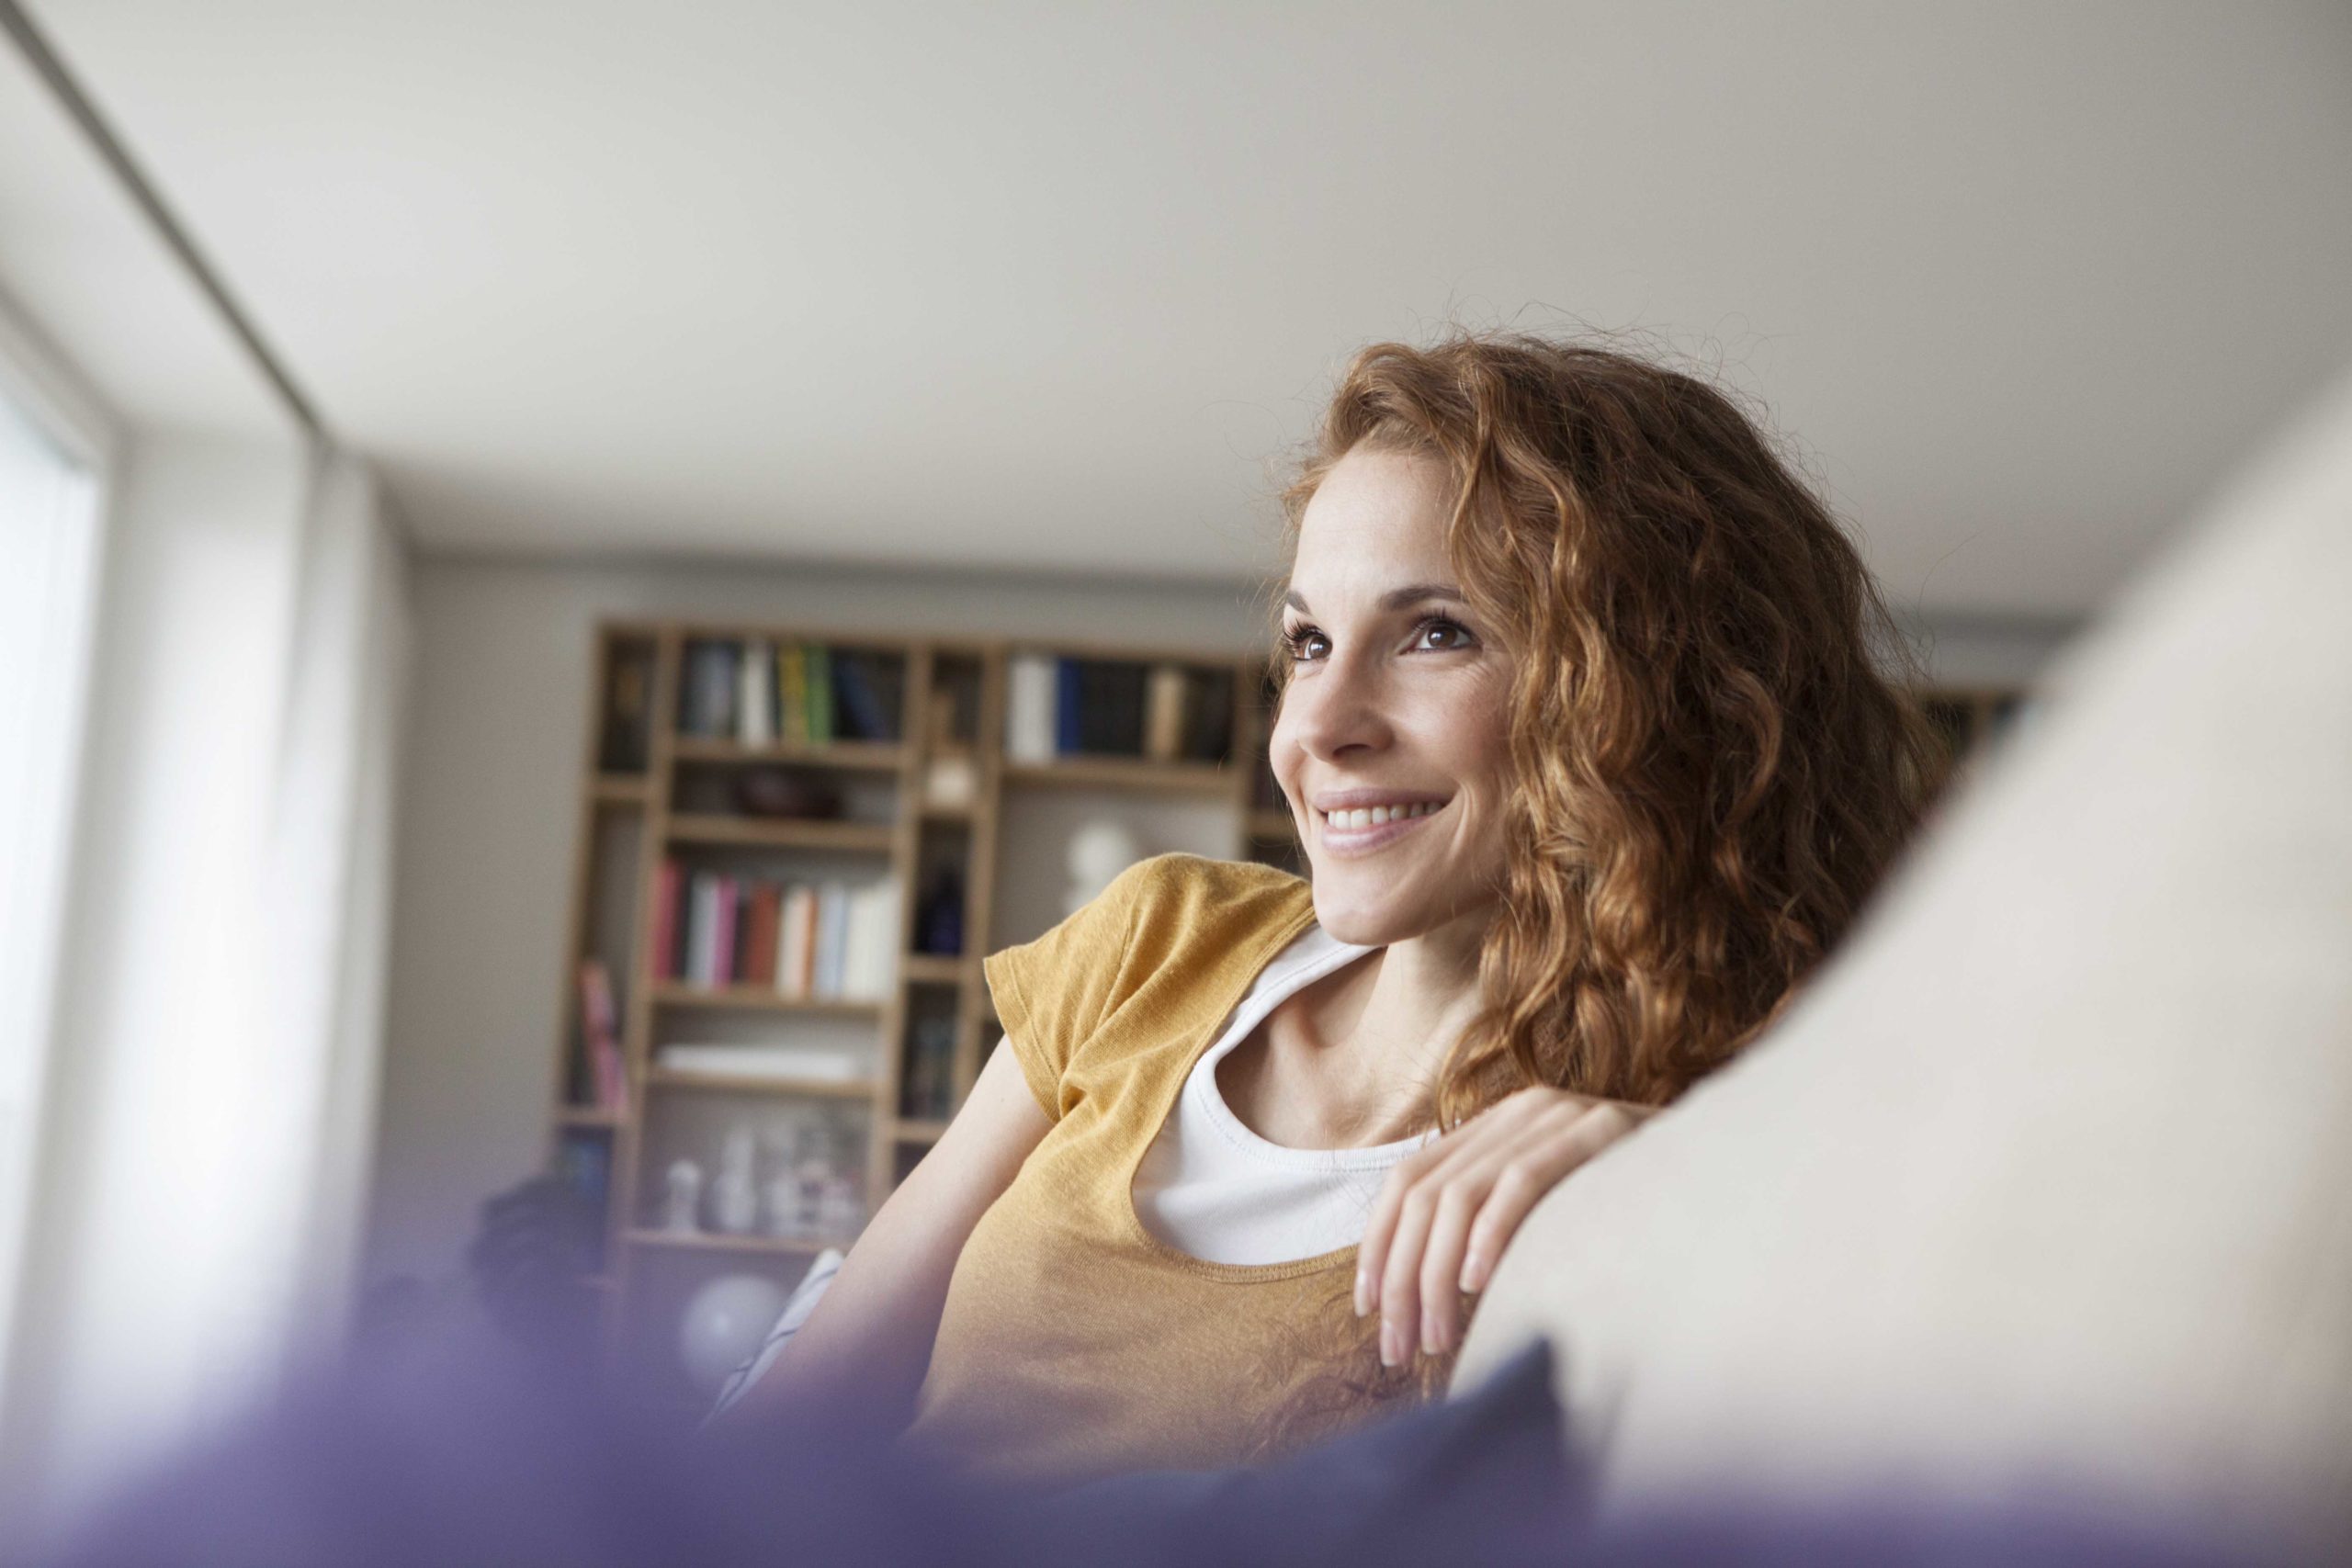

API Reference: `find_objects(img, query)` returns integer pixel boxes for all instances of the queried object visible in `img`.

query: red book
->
[744,883,782,987]
[651,857,682,981]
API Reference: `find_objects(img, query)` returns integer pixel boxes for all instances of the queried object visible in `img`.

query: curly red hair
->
[1239,326,1943,1457]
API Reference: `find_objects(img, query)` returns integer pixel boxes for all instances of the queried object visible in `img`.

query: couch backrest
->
[1453,362,2352,1562]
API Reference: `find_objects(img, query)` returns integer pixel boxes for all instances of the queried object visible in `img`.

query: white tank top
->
[1132,920,1442,1265]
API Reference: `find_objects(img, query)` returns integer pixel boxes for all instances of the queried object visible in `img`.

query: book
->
[652,857,683,981]
[1076,660,1148,754]
[576,958,626,1111]
[1145,663,1188,761]
[1055,659,1082,755]
[1006,653,1057,761]
[1182,667,1234,761]
[777,644,808,744]
[804,644,835,743]
[742,884,781,987]
[684,871,716,987]
[811,880,850,998]
[712,874,740,987]
[842,878,900,1000]
[777,883,816,998]
[738,637,775,746]
[831,651,890,740]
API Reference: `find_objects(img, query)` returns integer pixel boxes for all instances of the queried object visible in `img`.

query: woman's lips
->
[1314,798,1448,856]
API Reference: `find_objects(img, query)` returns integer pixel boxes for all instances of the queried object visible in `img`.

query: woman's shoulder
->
[1111,852,1311,924]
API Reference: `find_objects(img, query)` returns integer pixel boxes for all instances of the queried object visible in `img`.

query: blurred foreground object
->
[1454,358,2352,1564]
[4,1330,2268,1568]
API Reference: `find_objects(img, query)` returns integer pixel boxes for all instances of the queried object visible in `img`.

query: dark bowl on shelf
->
[731,768,844,820]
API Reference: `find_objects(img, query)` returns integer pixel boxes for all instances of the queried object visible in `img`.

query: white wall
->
[364,552,2069,1304]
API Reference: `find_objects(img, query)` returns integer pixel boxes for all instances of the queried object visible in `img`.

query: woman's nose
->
[1284,659,1392,761]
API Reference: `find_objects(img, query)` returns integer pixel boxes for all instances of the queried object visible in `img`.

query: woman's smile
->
[1313,795,1451,856]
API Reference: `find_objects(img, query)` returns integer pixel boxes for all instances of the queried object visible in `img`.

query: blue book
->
[1056,658,1082,755]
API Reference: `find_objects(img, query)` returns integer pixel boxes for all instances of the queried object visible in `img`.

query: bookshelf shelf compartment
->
[650,983,886,1018]
[645,1066,880,1100]
[665,814,896,852]
[1002,758,1236,793]
[593,773,652,805]
[670,737,908,771]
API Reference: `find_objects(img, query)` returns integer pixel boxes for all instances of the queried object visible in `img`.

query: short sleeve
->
[982,856,1160,1123]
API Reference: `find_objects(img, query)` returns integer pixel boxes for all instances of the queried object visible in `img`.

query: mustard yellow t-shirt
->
[896,851,1401,1487]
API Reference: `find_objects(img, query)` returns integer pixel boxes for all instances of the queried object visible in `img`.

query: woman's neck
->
[1257,903,1494,1146]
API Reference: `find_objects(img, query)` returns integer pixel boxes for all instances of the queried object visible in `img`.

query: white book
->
[813,881,850,998]
[776,882,813,998]
[842,878,899,1000]
[654,1043,865,1083]
[738,637,775,746]
[685,871,717,987]
[1006,652,1057,763]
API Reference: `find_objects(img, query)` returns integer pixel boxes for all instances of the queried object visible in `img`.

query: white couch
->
[1454,363,2352,1562]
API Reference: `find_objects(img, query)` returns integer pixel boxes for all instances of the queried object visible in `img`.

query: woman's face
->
[1271,444,1514,948]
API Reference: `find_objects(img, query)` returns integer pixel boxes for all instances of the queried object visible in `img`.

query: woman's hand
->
[1355,1087,1661,1367]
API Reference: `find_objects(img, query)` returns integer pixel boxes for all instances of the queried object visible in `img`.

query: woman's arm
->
[702,1037,1050,1435]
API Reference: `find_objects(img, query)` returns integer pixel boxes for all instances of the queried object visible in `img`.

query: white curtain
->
[0,433,413,1546]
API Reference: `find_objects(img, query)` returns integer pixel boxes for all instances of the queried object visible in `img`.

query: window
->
[0,380,106,1404]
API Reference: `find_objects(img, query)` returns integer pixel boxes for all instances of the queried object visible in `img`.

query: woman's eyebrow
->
[1281,583,1467,614]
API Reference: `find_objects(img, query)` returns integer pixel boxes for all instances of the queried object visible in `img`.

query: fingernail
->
[1353,1269,1369,1317]
[1379,1321,1400,1367]
[1461,1253,1487,1294]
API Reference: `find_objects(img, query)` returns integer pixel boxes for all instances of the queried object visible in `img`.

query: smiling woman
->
[720,326,1941,1488]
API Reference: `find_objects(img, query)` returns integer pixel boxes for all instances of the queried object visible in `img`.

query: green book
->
[805,643,834,743]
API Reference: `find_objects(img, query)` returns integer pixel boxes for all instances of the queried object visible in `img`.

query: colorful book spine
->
[1055,658,1082,755]
[805,644,834,743]
[652,857,682,981]
[777,644,808,744]
[711,874,740,987]
[738,637,775,746]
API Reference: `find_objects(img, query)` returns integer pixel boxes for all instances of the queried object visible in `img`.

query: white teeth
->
[1323,800,1441,831]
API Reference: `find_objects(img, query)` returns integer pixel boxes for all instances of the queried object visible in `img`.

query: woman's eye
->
[1281,625,1329,661]
[1417,616,1474,651]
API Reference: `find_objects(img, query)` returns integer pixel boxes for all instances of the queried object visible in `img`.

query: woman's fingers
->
[1355,1089,1659,1364]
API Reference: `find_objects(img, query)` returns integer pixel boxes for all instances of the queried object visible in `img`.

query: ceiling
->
[12,1,2352,615]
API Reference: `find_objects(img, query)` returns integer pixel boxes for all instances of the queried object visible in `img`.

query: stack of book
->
[678,639,905,745]
[651,1042,866,1083]
[1004,655,1234,764]
[653,863,899,1000]
[572,958,629,1112]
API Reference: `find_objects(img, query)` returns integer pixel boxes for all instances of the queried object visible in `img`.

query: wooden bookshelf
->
[546,622,1280,1404]
[547,619,2023,1404]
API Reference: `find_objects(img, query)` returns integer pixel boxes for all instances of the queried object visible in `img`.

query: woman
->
[716,328,1940,1485]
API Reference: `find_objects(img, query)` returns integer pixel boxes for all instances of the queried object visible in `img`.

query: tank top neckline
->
[1115,893,1429,1282]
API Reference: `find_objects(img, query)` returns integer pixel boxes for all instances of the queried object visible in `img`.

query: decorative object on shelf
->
[922,750,978,811]
[678,1272,791,1393]
[759,1124,805,1240]
[1065,819,1142,917]
[662,1158,705,1233]
[708,1127,761,1235]
[729,766,843,820]
[914,864,965,955]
